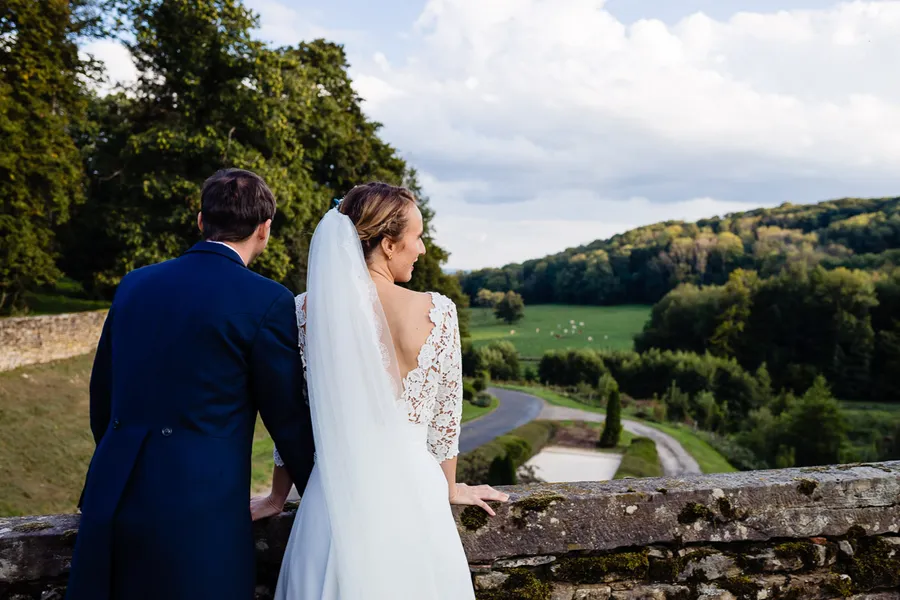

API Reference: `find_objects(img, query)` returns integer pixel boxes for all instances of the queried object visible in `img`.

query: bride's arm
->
[250,450,295,520]
[430,301,508,514]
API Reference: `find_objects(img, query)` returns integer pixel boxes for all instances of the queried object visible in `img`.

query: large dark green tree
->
[62,0,320,293]
[0,0,101,313]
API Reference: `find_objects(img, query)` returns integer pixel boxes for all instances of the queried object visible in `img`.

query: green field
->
[469,304,651,358]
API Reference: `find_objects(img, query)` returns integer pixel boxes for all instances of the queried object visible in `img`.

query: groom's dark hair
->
[200,169,276,242]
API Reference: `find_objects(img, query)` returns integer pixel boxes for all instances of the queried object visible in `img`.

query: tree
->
[494,290,525,325]
[0,0,101,312]
[475,288,504,307]
[599,383,623,448]
[62,0,315,294]
[781,377,847,467]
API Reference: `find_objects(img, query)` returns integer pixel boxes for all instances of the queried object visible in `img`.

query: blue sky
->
[85,0,900,270]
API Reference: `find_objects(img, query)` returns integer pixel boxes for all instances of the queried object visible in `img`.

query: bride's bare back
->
[375,282,436,381]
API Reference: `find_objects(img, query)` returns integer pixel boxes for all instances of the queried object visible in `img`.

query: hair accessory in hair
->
[332,197,343,208]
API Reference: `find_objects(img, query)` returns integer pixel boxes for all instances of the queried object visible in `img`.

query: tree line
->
[1,0,466,326]
[635,266,900,403]
[458,197,900,307]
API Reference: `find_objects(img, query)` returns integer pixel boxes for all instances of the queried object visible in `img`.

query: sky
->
[81,0,900,271]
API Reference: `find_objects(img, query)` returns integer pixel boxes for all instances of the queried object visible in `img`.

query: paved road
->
[460,387,701,477]
[458,387,543,453]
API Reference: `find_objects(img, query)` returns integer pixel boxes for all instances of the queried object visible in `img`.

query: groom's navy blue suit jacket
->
[66,242,315,600]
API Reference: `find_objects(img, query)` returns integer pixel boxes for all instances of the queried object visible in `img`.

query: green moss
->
[283,500,300,512]
[796,479,818,496]
[842,536,900,592]
[13,521,52,532]
[656,487,668,495]
[476,569,551,600]
[678,502,714,525]
[716,497,739,521]
[554,550,649,583]
[648,556,680,582]
[514,492,564,513]
[460,506,490,531]
[774,542,820,569]
[721,575,762,599]
[824,574,854,598]
[846,525,867,539]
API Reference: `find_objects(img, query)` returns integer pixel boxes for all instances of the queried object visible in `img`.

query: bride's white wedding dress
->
[271,209,476,600]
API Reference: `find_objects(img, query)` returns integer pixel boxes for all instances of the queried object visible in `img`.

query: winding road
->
[459,387,701,477]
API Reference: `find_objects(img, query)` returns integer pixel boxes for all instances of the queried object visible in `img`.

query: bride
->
[250,182,508,599]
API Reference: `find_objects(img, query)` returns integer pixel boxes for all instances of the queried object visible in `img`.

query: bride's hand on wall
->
[450,483,509,516]
[250,495,284,521]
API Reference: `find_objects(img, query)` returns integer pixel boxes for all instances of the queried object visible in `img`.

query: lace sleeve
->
[427,299,463,462]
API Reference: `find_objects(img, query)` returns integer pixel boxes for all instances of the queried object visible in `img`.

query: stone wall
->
[1,462,899,600]
[0,311,107,372]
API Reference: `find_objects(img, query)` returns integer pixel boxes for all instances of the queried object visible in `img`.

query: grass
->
[462,394,500,423]
[0,352,289,514]
[614,437,663,479]
[495,383,737,474]
[469,304,651,358]
[647,422,738,474]
[0,353,95,516]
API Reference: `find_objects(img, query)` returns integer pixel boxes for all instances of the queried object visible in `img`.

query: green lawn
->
[647,422,738,474]
[469,304,651,358]
[496,383,736,474]
[462,395,499,423]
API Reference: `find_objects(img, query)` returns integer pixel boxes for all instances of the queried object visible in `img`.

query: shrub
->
[614,437,663,479]
[471,391,494,408]
[456,421,558,484]
[463,380,476,402]
[472,372,489,392]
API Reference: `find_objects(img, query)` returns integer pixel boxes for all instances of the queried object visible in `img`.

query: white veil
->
[304,208,443,598]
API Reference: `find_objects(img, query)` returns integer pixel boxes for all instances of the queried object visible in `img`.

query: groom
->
[66,169,316,600]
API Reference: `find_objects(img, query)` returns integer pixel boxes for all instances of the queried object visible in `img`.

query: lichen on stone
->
[677,502,714,525]
[475,568,551,600]
[461,506,490,531]
[12,521,52,533]
[60,529,78,545]
[553,549,649,583]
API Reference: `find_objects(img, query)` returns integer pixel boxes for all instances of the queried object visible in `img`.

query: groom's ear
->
[258,219,272,240]
[197,212,204,233]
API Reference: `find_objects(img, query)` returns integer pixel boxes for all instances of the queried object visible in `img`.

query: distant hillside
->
[458,197,900,305]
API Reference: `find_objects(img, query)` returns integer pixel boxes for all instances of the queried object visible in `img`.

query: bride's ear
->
[380,236,395,260]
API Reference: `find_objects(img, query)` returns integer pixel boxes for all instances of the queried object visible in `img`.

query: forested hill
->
[458,197,900,305]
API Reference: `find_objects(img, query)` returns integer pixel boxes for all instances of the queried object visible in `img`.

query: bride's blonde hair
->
[338,182,418,261]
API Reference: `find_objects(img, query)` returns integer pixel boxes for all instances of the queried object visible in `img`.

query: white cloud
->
[347,0,900,268]
[80,40,137,94]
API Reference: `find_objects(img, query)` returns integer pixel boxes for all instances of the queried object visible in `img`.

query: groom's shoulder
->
[238,269,294,304]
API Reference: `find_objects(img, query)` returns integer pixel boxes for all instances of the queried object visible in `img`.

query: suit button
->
[112,419,120,430]
[161,427,173,437]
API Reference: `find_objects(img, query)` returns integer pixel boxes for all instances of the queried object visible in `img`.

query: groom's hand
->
[250,495,284,521]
